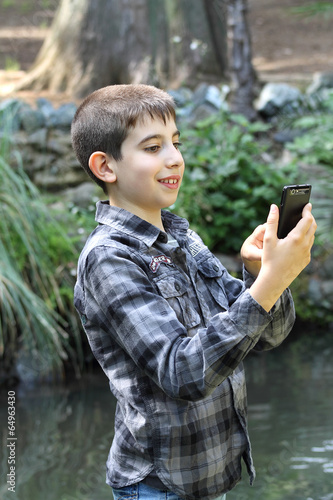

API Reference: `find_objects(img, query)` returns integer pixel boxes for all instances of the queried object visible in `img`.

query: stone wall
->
[0,97,99,205]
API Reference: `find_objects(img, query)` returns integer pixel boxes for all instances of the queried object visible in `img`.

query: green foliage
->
[285,92,333,246]
[0,133,83,380]
[291,2,333,19]
[4,56,20,71]
[287,93,333,168]
[173,111,298,253]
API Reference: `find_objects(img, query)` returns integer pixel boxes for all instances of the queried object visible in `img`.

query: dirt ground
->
[0,0,332,105]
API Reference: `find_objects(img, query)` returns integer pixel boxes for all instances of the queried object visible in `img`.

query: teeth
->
[160,179,178,184]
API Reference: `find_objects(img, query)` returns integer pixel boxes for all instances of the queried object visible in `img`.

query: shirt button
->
[158,233,168,243]
[175,282,181,292]
[213,265,220,272]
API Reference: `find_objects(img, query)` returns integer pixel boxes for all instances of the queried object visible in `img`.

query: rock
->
[320,492,333,500]
[36,97,55,121]
[19,107,45,133]
[9,130,28,146]
[178,83,229,123]
[62,182,99,207]
[48,128,73,147]
[273,129,303,144]
[27,128,48,150]
[46,138,70,155]
[190,103,220,122]
[256,83,303,117]
[48,102,77,129]
[167,87,193,108]
[26,152,57,173]
[36,99,77,129]
[307,72,333,94]
[193,83,226,111]
[65,151,82,169]
[34,166,88,190]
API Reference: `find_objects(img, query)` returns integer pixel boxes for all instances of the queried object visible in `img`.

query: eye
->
[173,141,182,150]
[144,145,160,153]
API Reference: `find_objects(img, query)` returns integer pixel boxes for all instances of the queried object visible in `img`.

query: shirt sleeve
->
[242,266,296,351]
[79,245,294,401]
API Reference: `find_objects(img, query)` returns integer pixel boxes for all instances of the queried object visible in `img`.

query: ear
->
[89,152,117,184]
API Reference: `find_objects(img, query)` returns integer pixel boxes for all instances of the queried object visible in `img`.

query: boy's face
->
[107,115,184,225]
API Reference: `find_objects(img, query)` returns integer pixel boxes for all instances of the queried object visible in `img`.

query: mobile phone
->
[277,184,312,239]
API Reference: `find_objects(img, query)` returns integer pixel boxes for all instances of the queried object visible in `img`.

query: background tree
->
[201,0,257,118]
[18,0,228,98]
[226,0,257,119]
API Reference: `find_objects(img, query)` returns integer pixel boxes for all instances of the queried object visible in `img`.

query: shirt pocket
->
[196,255,229,311]
[154,273,201,330]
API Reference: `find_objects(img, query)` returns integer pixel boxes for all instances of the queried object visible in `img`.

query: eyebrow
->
[138,130,180,145]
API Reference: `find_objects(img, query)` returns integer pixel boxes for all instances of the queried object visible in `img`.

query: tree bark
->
[17,0,227,98]
[203,0,228,72]
[226,0,257,119]
[17,0,152,98]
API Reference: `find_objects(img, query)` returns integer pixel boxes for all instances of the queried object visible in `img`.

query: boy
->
[71,84,316,500]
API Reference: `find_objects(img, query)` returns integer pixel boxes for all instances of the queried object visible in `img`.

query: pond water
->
[0,336,332,500]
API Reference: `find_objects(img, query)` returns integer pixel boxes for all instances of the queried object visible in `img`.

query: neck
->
[108,196,164,231]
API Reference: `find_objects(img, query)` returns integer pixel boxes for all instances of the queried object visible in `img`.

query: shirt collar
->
[95,201,189,247]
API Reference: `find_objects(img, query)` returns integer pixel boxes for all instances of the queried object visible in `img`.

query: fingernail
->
[270,204,278,213]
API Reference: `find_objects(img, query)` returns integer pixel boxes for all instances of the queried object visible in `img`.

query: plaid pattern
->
[74,201,295,500]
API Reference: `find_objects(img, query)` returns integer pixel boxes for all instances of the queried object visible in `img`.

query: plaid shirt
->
[74,201,295,500]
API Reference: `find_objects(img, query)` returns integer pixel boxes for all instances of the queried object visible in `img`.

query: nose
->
[165,144,184,169]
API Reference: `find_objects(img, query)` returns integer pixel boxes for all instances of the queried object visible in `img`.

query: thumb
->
[265,204,279,237]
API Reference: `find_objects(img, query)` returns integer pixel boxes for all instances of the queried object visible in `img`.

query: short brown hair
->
[71,84,176,193]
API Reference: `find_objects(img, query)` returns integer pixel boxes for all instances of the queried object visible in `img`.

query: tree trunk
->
[202,0,228,72]
[17,0,152,98]
[226,0,257,119]
[17,0,227,98]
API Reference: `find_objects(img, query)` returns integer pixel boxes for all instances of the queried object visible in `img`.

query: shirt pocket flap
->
[197,257,229,311]
[154,274,201,331]
[197,257,224,279]
[154,274,189,299]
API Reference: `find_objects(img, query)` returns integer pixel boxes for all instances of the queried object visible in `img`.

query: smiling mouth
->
[158,177,181,190]
[159,178,179,185]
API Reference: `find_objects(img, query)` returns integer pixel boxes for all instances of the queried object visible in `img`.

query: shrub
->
[0,133,83,382]
[173,111,298,253]
[285,91,333,246]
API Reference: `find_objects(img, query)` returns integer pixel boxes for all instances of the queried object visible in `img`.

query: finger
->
[302,202,312,216]
[307,217,317,238]
[252,223,266,243]
[254,223,266,236]
[265,204,279,240]
[304,204,317,237]
[291,204,315,236]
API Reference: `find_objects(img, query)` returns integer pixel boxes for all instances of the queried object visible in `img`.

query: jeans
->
[112,482,226,500]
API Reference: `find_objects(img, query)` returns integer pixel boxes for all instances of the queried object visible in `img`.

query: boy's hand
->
[246,203,317,312]
[241,223,266,277]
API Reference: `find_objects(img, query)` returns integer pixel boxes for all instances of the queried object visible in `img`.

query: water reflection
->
[228,339,333,500]
[0,374,116,500]
[0,338,332,500]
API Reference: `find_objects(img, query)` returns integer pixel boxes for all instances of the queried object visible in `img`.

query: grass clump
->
[0,131,83,383]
